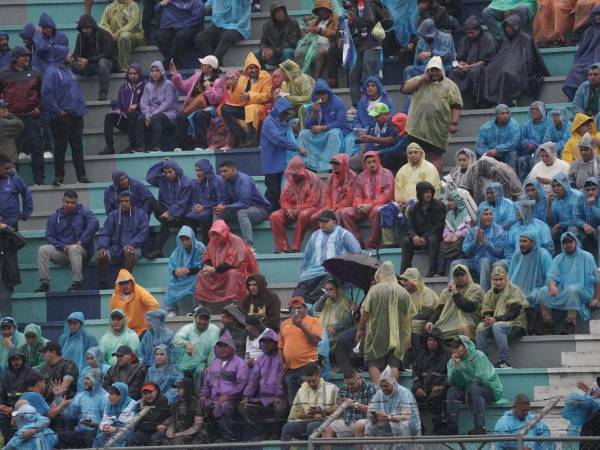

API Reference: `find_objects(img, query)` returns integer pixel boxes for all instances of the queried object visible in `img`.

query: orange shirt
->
[278,315,324,369]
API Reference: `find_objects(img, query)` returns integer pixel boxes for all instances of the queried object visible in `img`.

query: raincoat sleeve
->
[223,176,252,211]
[572,85,587,114]
[171,72,197,96]
[248,74,273,104]
[461,228,479,257]
[45,213,63,249]
[486,227,506,258]
[575,196,588,228]
[80,209,100,245]
[205,77,226,106]
[326,100,350,131]
[138,286,160,309]
[145,162,163,187]
[287,78,313,107]
[130,212,150,247]
[140,84,151,117]
[261,116,300,152]
[98,214,115,250]
[41,70,63,118]
[151,82,177,118]
[475,123,492,156]
[167,181,192,218]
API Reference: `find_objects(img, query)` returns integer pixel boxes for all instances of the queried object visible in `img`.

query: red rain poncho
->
[279,156,324,209]
[324,154,357,209]
[353,151,395,207]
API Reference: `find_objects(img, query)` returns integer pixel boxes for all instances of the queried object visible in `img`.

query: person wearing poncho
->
[533,0,577,47]
[357,261,411,383]
[0,317,25,371]
[447,148,477,188]
[279,59,315,117]
[165,226,206,315]
[506,200,553,262]
[475,104,522,169]
[395,143,441,203]
[403,19,456,79]
[109,269,159,335]
[77,347,111,392]
[518,102,551,181]
[568,133,600,190]
[99,0,143,71]
[575,177,600,263]
[3,404,57,450]
[524,179,548,222]
[58,311,98,371]
[439,190,473,274]
[562,113,600,164]
[19,324,48,370]
[461,156,524,204]
[99,309,141,365]
[536,232,600,335]
[525,142,570,193]
[145,344,183,405]
[561,380,600,439]
[475,266,528,368]
[139,309,174,367]
[364,365,421,448]
[495,394,554,450]
[479,182,517,231]
[311,153,357,225]
[483,0,535,42]
[92,382,138,447]
[548,173,584,249]
[543,109,571,158]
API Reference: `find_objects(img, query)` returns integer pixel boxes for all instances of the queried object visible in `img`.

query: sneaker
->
[99,147,115,155]
[494,360,512,369]
[173,147,183,152]
[43,151,53,159]
[18,152,30,160]
[77,176,91,183]
[166,311,177,319]
[561,321,576,335]
[68,281,82,291]
[34,178,46,186]
[52,177,64,186]
[34,282,50,293]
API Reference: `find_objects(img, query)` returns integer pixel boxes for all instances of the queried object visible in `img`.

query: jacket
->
[0,170,32,227]
[140,61,179,123]
[104,363,147,400]
[306,0,340,43]
[221,170,271,212]
[406,182,446,239]
[104,170,153,214]
[45,203,99,257]
[58,311,99,372]
[18,324,47,370]
[228,53,273,107]
[0,227,26,290]
[476,104,521,156]
[411,329,450,392]
[242,329,284,405]
[562,113,600,164]
[186,159,225,219]
[304,79,351,134]
[156,0,204,30]
[134,393,170,432]
[98,200,149,259]
[259,2,301,58]
[146,159,192,217]
[208,0,251,39]
[0,33,10,70]
[549,172,583,229]
[113,64,145,120]
[260,97,300,175]
[0,348,35,406]
[73,15,117,66]
[32,14,69,75]
[354,75,396,130]
[0,60,43,115]
[573,80,600,122]
[575,176,600,228]
[240,273,281,331]
[279,59,315,112]
[172,71,225,107]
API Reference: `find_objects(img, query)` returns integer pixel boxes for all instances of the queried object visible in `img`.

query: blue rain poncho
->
[536,232,597,320]
[165,226,205,306]
[478,182,518,230]
[462,207,507,264]
[524,179,548,222]
[520,101,551,155]
[475,104,521,157]
[494,409,555,450]
[404,19,456,79]
[543,109,572,157]
[139,309,174,367]
[0,317,25,371]
[207,0,250,39]
[3,405,57,450]
[59,311,98,371]
[354,76,397,130]
[508,231,553,306]
[77,347,110,392]
[66,368,109,433]
[549,173,583,229]
[145,344,183,405]
[574,177,600,228]
[93,382,137,448]
[506,200,553,261]
[561,390,600,435]
[383,0,418,46]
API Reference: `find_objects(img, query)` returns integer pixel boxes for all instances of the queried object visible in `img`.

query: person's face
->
[305,373,321,390]
[530,107,542,122]
[292,174,304,184]
[513,402,530,420]
[248,280,259,296]
[246,64,259,79]
[316,7,330,20]
[331,161,341,174]
[219,166,235,181]
[318,218,336,233]
[421,189,433,203]
[519,236,534,254]
[343,375,361,392]
[452,344,468,359]
[225,72,239,89]
[81,27,93,37]
[245,324,260,338]
[180,235,192,250]
[1,324,13,337]
[0,162,13,178]
[445,197,456,211]
[118,174,130,189]
[552,182,565,197]
[324,282,338,300]
[62,196,77,214]
[274,8,286,21]
[375,112,388,125]
[316,91,329,103]
[400,278,416,292]
[426,336,439,351]
[525,185,538,201]
[492,274,507,291]
[119,280,133,295]
[86,353,98,368]
[215,342,233,359]
[364,156,377,173]
[200,63,213,75]
[116,353,132,366]
[504,23,514,36]
[111,315,124,332]
[453,271,469,288]
[497,110,510,125]
[14,55,30,69]
[563,238,577,254]
[407,148,421,165]
[486,189,496,205]
[586,185,598,199]
[142,389,158,402]
[366,81,379,99]
[150,66,161,82]
[457,153,469,170]
[289,305,306,319]
[68,320,81,334]
[552,113,562,127]
[480,210,493,227]
[465,28,481,40]
[272,70,285,87]
[119,196,131,212]
[595,12,600,24]
[221,312,235,328]
[580,146,594,162]
[83,377,93,391]
[26,335,37,346]
[9,356,22,370]
[0,36,8,50]
[36,379,46,393]
[578,121,592,136]
[262,340,277,354]
[164,167,177,181]
[42,350,56,364]
[195,167,206,181]
[540,149,554,166]
[127,68,140,84]
[379,380,394,395]
[194,314,210,331]
[41,26,53,38]
[428,67,442,82]
[589,68,600,87]
[154,349,167,366]
[109,391,122,405]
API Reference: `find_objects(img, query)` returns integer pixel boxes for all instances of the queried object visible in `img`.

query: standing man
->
[0,154,32,230]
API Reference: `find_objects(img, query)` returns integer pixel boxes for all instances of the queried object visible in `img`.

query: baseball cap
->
[368,102,390,117]
[288,296,306,308]
[318,209,337,222]
[141,382,158,393]
[110,310,125,319]
[192,306,211,318]
[112,345,133,357]
[198,55,219,69]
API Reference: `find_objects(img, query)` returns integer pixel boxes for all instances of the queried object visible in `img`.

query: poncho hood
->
[416,181,435,201]
[279,59,302,80]
[194,158,215,177]
[399,267,426,292]
[214,330,236,355]
[270,1,288,18]
[362,151,383,172]
[391,113,408,135]
[449,264,475,291]
[458,334,477,353]
[551,172,571,195]
[330,153,352,184]
[285,156,310,181]
[503,13,522,36]
[515,200,535,225]
[259,328,279,343]
[208,219,231,242]
[550,109,568,128]
[454,148,477,167]
[584,176,599,191]
[113,268,138,294]
[126,64,144,83]
[312,0,334,15]
[84,367,104,392]
[571,113,597,135]
[486,182,505,203]
[145,308,167,331]
[86,346,104,366]
[528,100,547,123]
[77,14,99,32]
[310,78,335,101]
[269,97,293,118]
[23,323,44,344]
[374,261,398,284]
[111,170,127,185]
[560,231,581,252]
[108,381,132,413]
[464,15,484,31]
[243,52,261,74]
[39,13,57,32]
[163,158,184,177]
[494,104,511,123]
[535,141,557,163]
[20,23,35,40]
[425,55,445,77]
[362,75,386,99]
[66,311,86,326]
[149,60,167,82]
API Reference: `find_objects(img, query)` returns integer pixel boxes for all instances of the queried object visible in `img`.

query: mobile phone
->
[292,309,300,318]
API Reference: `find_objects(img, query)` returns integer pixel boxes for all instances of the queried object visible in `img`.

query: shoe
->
[34,282,50,293]
[542,321,554,335]
[468,427,487,435]
[173,147,183,152]
[493,360,512,369]
[78,176,91,183]
[52,177,64,186]
[98,92,108,101]
[220,145,231,150]
[43,151,53,159]
[149,148,161,152]
[426,269,437,278]
[98,279,108,290]
[18,152,31,160]
[34,178,46,186]
[99,147,115,155]
[561,321,576,335]
[68,281,82,291]
[145,250,164,260]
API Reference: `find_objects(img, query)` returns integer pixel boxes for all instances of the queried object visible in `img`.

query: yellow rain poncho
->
[400,268,440,334]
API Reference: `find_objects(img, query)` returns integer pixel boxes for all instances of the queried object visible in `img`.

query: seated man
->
[58,312,98,372]
[359,104,404,172]
[39,341,79,403]
[294,210,361,303]
[72,15,116,101]
[186,159,224,244]
[0,317,24,371]
[543,109,571,158]
[569,133,600,190]
[446,336,503,435]
[403,19,456,79]
[576,177,600,262]
[548,173,583,249]
[146,158,192,259]
[311,154,357,225]
[281,363,338,441]
[505,199,553,261]
[109,269,159,335]
[478,183,518,231]
[524,179,548,222]
[0,349,35,439]
[98,0,143,71]
[215,160,271,249]
[495,394,552,448]
[475,266,528,369]
[298,80,350,172]
[98,309,141,365]
[127,382,171,446]
[401,181,446,277]
[269,157,324,253]
[139,311,174,367]
[243,315,270,363]
[92,382,138,447]
[221,303,248,357]
[339,152,395,250]
[103,170,153,214]
[255,5,301,68]
[525,141,569,192]
[103,345,146,400]
[20,372,70,418]
[426,264,485,340]
[101,66,145,155]
[518,102,552,181]
[221,53,272,148]
[145,344,183,405]
[475,104,521,168]
[536,232,600,335]
[562,113,600,164]
[241,273,281,332]
[35,190,99,292]
[394,142,441,207]
[239,329,287,439]
[96,192,149,289]
[573,63,600,123]
[4,404,57,450]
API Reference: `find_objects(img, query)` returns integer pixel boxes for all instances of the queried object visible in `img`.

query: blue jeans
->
[446,383,494,431]
[450,258,507,292]
[281,420,322,442]
[475,321,513,362]
[219,206,270,245]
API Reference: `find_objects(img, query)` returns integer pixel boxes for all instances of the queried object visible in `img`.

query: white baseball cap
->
[198,55,219,69]
[12,404,36,417]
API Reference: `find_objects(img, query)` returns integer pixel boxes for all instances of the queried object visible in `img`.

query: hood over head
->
[270,97,293,118]
[455,147,477,167]
[312,0,334,15]
[560,231,581,252]
[7,347,25,368]
[584,176,599,190]
[477,206,494,227]
[163,158,184,177]
[524,178,546,202]
[425,55,445,77]
[311,78,334,101]
[362,150,383,172]
[362,75,386,98]
[20,23,36,40]
[285,156,309,180]
[391,112,408,134]
[330,152,351,180]
[66,311,86,326]
[426,327,445,345]
[23,323,43,343]
[503,13,522,35]
[110,381,130,401]
[113,269,137,294]
[194,158,215,177]
[247,272,268,292]
[449,263,474,286]
[11,47,30,62]
[571,113,596,135]
[515,199,535,225]
[457,335,477,353]
[374,261,398,284]
[86,346,104,366]
[551,172,571,193]
[399,267,425,291]
[535,141,557,162]
[550,109,568,128]
[279,59,302,80]
[417,18,438,40]
[111,170,127,185]
[416,181,435,201]
[214,329,236,355]
[208,219,231,242]
[407,142,426,163]
[464,15,484,31]
[529,101,547,122]
[145,309,167,332]
[84,368,103,391]
[153,343,171,364]
[149,60,167,81]
[39,13,57,32]
[379,365,398,392]
[126,64,144,82]
[486,182,505,202]
[448,190,466,210]
[270,1,289,18]
[243,52,262,75]
[77,14,99,32]
[494,104,511,121]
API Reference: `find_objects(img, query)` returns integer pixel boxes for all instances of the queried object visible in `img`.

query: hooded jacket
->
[240,273,282,331]
[242,329,284,404]
[562,113,600,164]
[411,328,450,392]
[109,269,160,335]
[18,324,47,370]
[0,169,33,227]
[476,104,522,156]
[221,169,271,213]
[229,53,273,107]
[412,19,456,69]
[0,32,10,70]
[208,0,251,39]
[354,76,396,130]
[66,368,109,432]
[44,203,99,258]
[260,97,301,175]
[32,14,69,75]
[0,348,35,406]
[145,344,183,404]
[98,193,149,258]
[478,182,518,230]
[58,311,99,372]
[279,156,324,209]
[260,3,301,58]
[0,317,25,371]
[146,158,192,217]
[520,101,550,154]
[173,317,220,372]
[575,176,600,228]
[279,59,315,111]
[73,15,117,65]
[354,151,395,207]
[524,178,547,222]
[114,64,145,119]
[99,309,141,365]
[462,206,506,263]
[549,172,583,229]
[406,181,446,239]
[0,50,43,116]
[324,153,357,209]
[186,159,225,219]
[140,61,179,123]
[104,169,153,214]
[506,200,553,261]
[156,0,204,30]
[304,79,351,134]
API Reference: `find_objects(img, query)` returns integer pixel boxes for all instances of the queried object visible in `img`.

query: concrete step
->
[560,351,600,367]
[533,367,599,402]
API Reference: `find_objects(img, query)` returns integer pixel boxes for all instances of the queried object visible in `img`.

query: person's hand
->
[240,397,248,407]
[22,429,37,441]
[418,51,431,61]
[355,329,364,342]
[451,354,461,368]
[536,176,550,185]
[63,244,70,254]
[169,62,177,76]
[577,380,590,393]
[431,385,445,394]
[160,211,170,221]
[261,48,274,61]
[484,315,496,326]
[549,282,559,298]
[214,204,226,215]
[76,57,88,68]
[424,322,433,333]
[192,204,204,213]
[448,280,458,294]
[112,32,119,41]
[156,424,167,433]
[583,224,595,235]
[292,314,303,327]
[246,358,255,368]
[448,122,459,134]
[31,107,41,117]
[166,428,175,439]
[51,380,66,397]
[589,298,600,309]
[375,412,388,422]
[547,193,555,205]
[299,147,307,157]
[415,388,426,399]
[217,394,229,403]
[186,342,194,355]
[35,26,42,33]
[476,228,485,243]
[552,224,561,236]
[145,116,151,127]
[203,80,212,90]
[175,267,190,277]
[327,326,335,337]
[124,245,135,254]
[202,265,216,274]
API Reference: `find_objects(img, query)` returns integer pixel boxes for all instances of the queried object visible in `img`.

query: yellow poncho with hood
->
[562,113,600,164]
[279,59,315,111]
[395,142,442,202]
[400,268,440,334]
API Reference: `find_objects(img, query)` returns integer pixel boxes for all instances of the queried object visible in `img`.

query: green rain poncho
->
[447,335,504,402]
[362,261,412,362]
[279,59,316,113]
[434,264,484,340]
[99,0,144,71]
[18,324,48,370]
[98,309,141,365]
[314,291,353,350]
[173,319,220,372]
[0,317,25,371]
[399,268,440,335]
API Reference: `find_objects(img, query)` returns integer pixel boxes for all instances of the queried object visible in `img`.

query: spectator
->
[4,404,57,450]
[172,306,220,385]
[576,177,600,262]
[215,160,271,249]
[222,53,272,148]
[32,14,69,75]
[145,344,183,405]
[195,220,259,310]
[19,324,47,370]
[475,266,528,368]
[403,56,462,172]
[411,328,449,435]
[573,63,600,125]
[128,382,171,446]
[0,100,23,166]
[281,363,338,441]
[240,273,281,332]
[534,0,576,46]
[99,0,143,71]
[548,173,583,247]
[524,179,548,222]
[155,0,204,69]
[41,46,90,185]
[58,311,98,372]
[312,154,357,226]
[139,310,174,367]
[416,0,454,30]
[561,378,600,446]
[72,15,117,101]
[200,330,249,441]
[478,183,518,230]
[483,0,535,43]
[221,303,248,357]
[101,65,145,155]
[92,382,138,447]
[475,104,521,168]
[186,159,224,243]
[137,61,180,152]
[298,79,350,172]
[483,15,549,106]
[439,190,473,274]
[505,200,553,262]
[0,317,24,372]
[543,109,571,158]
[109,270,160,335]
[103,170,153,214]
[294,210,361,303]
[461,155,524,204]
[394,143,440,203]
[260,97,305,210]
[562,114,600,164]
[404,20,456,80]
[446,336,504,435]
[365,366,421,440]
[77,347,110,391]
[0,349,34,439]
[194,0,250,64]
[244,315,270,362]
[278,60,315,119]
[0,47,44,184]
[340,152,394,249]
[256,3,301,68]
[104,345,146,400]
[35,191,99,292]
[239,329,286,440]
[96,193,149,289]
[146,158,192,259]
[495,394,553,448]
[99,309,141,365]
[165,226,206,316]
[270,157,323,253]
[0,155,32,230]
[568,133,600,190]
[518,102,551,180]
[401,181,446,277]
[0,33,9,69]
[526,142,570,193]
[356,261,411,383]
[39,341,79,401]
[537,232,599,334]
[20,372,70,418]
[449,16,496,108]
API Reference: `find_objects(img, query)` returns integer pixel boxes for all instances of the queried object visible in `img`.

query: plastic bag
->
[295,32,319,74]
[371,21,386,41]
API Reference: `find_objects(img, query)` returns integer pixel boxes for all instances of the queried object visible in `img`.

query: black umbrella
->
[323,253,381,292]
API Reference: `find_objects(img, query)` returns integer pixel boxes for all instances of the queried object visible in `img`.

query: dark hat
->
[223,303,247,325]
[112,345,133,357]
[39,341,61,354]
[245,314,262,327]
[192,306,211,318]
[318,209,337,222]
